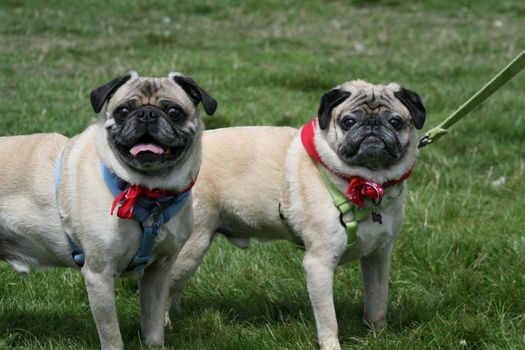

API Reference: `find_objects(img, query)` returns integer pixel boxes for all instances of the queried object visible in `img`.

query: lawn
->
[0,0,524,349]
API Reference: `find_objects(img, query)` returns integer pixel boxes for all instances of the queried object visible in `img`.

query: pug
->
[168,80,425,350]
[0,71,216,349]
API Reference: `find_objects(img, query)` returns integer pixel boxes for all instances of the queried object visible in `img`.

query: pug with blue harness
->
[0,71,216,349]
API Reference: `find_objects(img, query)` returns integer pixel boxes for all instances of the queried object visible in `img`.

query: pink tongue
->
[129,143,165,156]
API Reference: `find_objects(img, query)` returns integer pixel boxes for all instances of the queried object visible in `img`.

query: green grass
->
[1,0,525,349]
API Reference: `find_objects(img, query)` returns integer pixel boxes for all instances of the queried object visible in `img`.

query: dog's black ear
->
[394,87,426,129]
[90,73,133,113]
[317,89,351,130]
[173,75,217,116]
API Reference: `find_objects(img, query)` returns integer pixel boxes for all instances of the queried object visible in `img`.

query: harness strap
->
[315,163,370,248]
[282,163,379,250]
[126,208,162,272]
[54,151,64,192]
[100,162,191,272]
[125,193,190,271]
[132,193,190,224]
[55,151,85,268]
[65,233,85,267]
[54,153,191,271]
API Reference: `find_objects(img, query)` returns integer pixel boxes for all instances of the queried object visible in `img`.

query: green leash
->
[419,49,525,148]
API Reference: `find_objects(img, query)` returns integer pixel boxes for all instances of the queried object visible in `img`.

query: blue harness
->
[54,152,191,272]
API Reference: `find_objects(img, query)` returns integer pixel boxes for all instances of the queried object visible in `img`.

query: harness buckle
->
[150,202,163,227]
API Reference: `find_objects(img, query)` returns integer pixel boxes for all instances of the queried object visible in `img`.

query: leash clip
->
[418,127,449,149]
[418,134,432,148]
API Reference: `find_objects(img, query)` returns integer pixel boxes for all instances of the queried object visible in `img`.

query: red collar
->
[301,118,413,207]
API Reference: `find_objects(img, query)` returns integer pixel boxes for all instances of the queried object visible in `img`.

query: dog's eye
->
[340,116,357,130]
[114,107,130,119]
[388,116,404,130]
[167,106,184,118]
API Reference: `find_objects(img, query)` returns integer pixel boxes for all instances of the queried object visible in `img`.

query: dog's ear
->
[317,89,351,130]
[90,73,133,113]
[173,75,217,116]
[394,87,426,129]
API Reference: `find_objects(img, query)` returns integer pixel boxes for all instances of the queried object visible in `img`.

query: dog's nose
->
[365,118,382,126]
[136,109,159,123]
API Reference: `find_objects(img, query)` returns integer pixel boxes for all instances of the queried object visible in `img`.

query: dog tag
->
[372,212,383,224]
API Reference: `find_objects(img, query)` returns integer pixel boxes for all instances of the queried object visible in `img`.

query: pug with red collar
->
[0,71,216,349]
[169,80,425,350]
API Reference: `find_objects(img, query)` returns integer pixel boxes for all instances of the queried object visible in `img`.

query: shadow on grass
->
[0,290,436,348]
[176,291,312,323]
[0,310,97,347]
[0,309,144,349]
[170,289,433,339]
[171,297,433,349]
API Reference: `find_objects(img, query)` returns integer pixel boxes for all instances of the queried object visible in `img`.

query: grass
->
[1,0,524,349]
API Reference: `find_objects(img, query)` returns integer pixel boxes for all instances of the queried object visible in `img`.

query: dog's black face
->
[90,72,217,175]
[336,109,407,170]
[108,100,196,173]
[317,81,426,170]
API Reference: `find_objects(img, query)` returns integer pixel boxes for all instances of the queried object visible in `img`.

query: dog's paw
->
[319,339,342,350]
[363,317,387,331]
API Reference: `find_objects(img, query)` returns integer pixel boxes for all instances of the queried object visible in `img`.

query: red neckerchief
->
[111,181,196,219]
[301,118,413,208]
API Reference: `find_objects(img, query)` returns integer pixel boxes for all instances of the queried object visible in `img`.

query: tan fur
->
[169,81,420,350]
[0,72,205,350]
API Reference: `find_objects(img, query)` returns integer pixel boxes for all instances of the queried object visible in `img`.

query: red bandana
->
[301,118,412,208]
[111,181,195,219]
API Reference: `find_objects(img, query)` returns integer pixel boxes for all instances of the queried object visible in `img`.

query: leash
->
[419,49,525,148]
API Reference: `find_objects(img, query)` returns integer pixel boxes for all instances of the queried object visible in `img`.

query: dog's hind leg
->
[166,220,215,321]
[139,256,176,347]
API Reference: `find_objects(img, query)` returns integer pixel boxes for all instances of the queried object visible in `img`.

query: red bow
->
[111,183,194,219]
[345,178,384,208]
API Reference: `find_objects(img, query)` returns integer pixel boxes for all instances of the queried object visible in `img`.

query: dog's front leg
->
[360,244,393,330]
[303,250,341,350]
[139,257,174,347]
[82,267,123,350]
